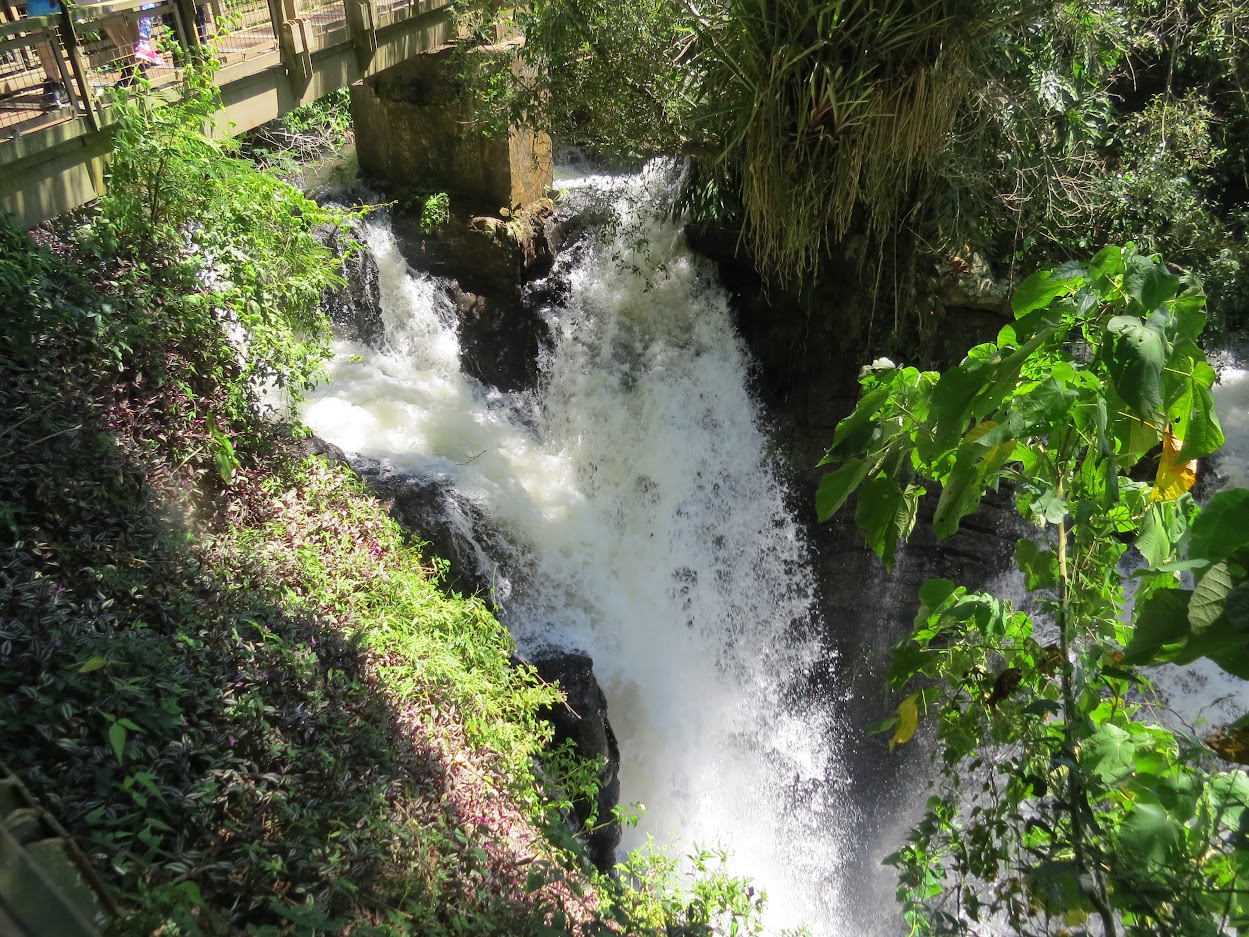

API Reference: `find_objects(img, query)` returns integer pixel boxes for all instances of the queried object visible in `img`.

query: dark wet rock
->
[525,650,621,873]
[446,279,550,394]
[386,208,556,394]
[320,219,385,347]
[935,252,1012,315]
[352,463,495,600]
[295,434,351,470]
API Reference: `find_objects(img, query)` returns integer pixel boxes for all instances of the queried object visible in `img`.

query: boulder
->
[319,219,385,347]
[388,208,556,394]
[353,461,495,600]
[526,650,621,873]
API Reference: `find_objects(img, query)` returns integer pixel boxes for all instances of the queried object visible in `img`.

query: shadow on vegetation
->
[0,216,580,934]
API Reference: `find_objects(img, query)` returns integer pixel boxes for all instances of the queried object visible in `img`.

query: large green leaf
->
[1014,538,1058,590]
[1082,723,1137,788]
[916,578,960,625]
[1176,383,1224,461]
[1087,244,1125,283]
[1118,802,1184,867]
[815,458,871,521]
[855,476,921,569]
[1123,589,1193,666]
[925,352,996,458]
[1105,315,1166,421]
[1011,268,1081,317]
[933,453,987,540]
[1189,560,1239,635]
[1123,253,1180,312]
[826,381,893,460]
[1024,860,1092,915]
[1169,290,1208,341]
[1190,489,1249,566]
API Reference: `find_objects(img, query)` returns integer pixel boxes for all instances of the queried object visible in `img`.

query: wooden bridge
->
[0,0,453,225]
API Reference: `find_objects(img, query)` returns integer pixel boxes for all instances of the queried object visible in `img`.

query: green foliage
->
[459,0,1014,285]
[396,188,452,232]
[455,0,696,158]
[462,0,1249,337]
[681,0,1009,282]
[821,246,1249,935]
[93,60,349,401]
[939,0,1249,332]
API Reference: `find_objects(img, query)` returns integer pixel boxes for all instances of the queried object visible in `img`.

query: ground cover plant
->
[0,167,593,937]
[820,245,1249,934]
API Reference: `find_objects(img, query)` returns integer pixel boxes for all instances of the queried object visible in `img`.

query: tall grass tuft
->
[685,0,998,283]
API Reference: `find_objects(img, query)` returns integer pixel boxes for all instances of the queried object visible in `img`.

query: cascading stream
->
[302,164,852,934]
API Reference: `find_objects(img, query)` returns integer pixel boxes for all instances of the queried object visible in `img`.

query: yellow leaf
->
[963,421,1016,468]
[890,694,919,752]
[1150,426,1197,501]
[963,421,998,443]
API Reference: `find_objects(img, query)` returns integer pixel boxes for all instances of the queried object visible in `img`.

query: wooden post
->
[272,0,312,91]
[56,6,101,131]
[169,0,202,51]
[343,0,376,66]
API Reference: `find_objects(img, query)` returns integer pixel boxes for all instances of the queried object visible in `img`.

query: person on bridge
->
[22,0,68,111]
[79,1,146,87]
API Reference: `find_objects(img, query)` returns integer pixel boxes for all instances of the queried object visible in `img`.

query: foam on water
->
[302,164,850,933]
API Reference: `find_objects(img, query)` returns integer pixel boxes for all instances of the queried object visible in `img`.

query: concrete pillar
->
[349,43,551,212]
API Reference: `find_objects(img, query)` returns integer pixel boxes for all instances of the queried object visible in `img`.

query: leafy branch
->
[821,243,1249,935]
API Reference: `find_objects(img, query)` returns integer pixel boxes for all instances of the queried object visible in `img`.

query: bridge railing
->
[0,0,451,224]
[0,0,438,142]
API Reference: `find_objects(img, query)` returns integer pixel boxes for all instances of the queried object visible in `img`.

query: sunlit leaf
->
[1081,723,1136,788]
[890,694,919,751]
[1150,427,1197,501]
[1123,589,1191,666]
[1011,269,1079,317]
[1119,803,1183,865]
[1189,560,1238,635]
[827,382,893,458]
[855,476,922,569]
[1105,315,1166,421]
[1123,253,1180,311]
[1025,860,1092,915]
[109,720,127,764]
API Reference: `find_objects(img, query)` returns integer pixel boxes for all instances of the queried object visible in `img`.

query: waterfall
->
[302,163,853,934]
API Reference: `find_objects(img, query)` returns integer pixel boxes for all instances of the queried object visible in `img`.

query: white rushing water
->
[302,164,849,933]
